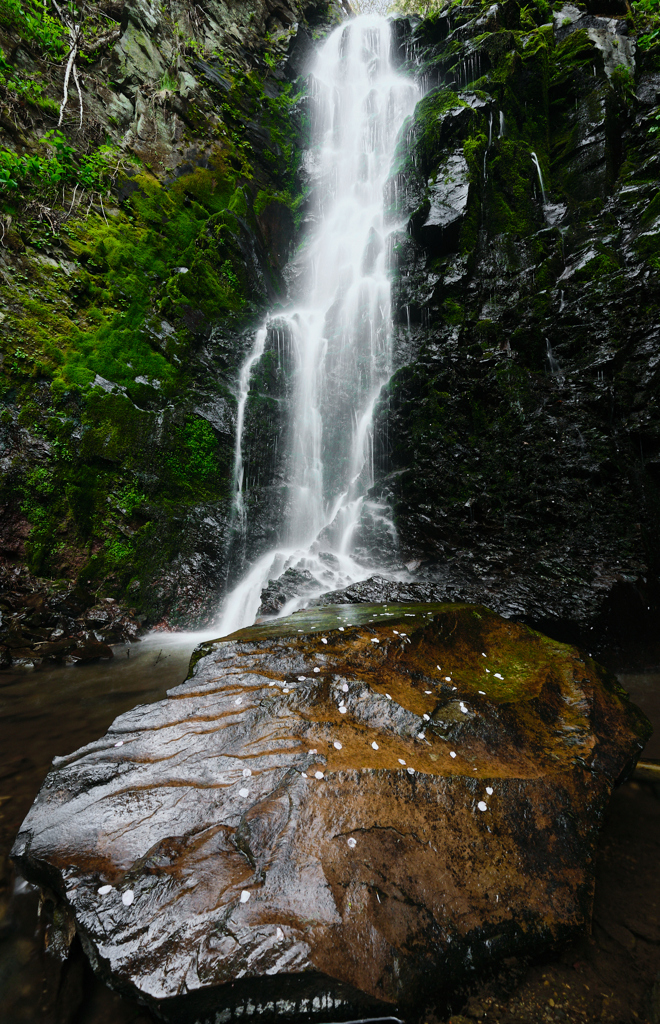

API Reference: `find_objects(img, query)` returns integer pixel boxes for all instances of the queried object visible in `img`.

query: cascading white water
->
[217,15,418,636]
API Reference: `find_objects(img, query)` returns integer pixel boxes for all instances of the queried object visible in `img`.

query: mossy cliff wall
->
[366,0,660,645]
[2,0,660,645]
[0,0,346,626]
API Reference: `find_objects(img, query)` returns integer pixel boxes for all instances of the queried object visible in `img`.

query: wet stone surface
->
[11,603,651,1022]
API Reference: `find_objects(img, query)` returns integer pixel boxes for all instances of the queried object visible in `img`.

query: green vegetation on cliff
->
[0,0,316,622]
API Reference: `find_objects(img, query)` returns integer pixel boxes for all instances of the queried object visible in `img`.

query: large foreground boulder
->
[12,603,651,1021]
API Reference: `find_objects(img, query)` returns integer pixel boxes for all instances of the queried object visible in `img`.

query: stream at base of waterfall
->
[216,16,419,637]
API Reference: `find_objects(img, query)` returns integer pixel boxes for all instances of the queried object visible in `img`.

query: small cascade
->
[228,327,267,551]
[546,337,563,378]
[217,16,419,636]
[483,110,493,183]
[531,151,547,206]
[499,110,505,137]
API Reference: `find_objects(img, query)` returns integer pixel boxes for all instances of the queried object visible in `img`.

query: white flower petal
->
[240,890,251,903]
[122,890,134,907]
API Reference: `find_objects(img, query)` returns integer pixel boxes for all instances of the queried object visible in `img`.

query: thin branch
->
[58,44,77,126]
[68,182,79,214]
[72,60,83,129]
[99,193,109,225]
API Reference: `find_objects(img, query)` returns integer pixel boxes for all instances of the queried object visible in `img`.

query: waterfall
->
[217,16,419,636]
[531,151,547,205]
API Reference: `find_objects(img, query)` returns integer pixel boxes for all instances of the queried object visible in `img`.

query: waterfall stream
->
[217,16,418,636]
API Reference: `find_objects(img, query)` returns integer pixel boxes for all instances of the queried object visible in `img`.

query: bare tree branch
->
[58,42,77,126]
[72,60,83,129]
[51,2,84,129]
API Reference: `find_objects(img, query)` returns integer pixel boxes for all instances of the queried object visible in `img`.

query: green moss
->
[413,88,470,175]
[570,249,621,283]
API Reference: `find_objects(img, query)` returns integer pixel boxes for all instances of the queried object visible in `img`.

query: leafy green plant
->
[0,0,67,57]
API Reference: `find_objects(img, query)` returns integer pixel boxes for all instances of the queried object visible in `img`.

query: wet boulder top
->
[12,602,651,1022]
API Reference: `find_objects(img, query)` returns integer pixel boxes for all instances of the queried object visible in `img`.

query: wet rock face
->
[0,562,141,670]
[368,8,660,643]
[12,603,650,1020]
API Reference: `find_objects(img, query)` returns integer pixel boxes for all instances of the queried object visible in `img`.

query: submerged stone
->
[12,603,650,1021]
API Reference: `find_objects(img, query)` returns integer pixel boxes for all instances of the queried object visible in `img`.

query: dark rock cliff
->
[1,0,660,653]
[369,0,660,651]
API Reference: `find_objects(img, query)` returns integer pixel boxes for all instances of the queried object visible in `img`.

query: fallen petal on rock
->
[240,890,250,904]
[478,801,488,812]
[122,890,134,907]
[98,885,112,896]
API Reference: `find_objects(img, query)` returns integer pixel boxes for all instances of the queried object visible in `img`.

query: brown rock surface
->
[11,603,651,1021]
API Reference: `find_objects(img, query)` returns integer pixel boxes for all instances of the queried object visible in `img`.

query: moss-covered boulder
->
[11,602,650,1021]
